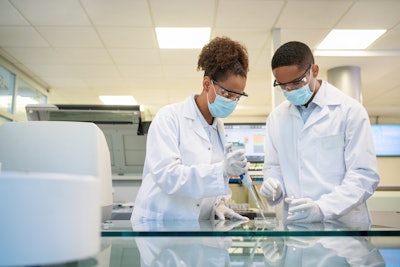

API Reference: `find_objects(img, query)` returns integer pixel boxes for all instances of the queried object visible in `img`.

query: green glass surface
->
[101,216,400,237]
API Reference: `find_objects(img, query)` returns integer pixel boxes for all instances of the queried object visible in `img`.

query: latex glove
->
[215,200,249,221]
[262,238,285,265]
[223,143,248,177]
[284,236,319,248]
[285,198,323,223]
[286,222,324,231]
[214,219,248,231]
[260,177,282,201]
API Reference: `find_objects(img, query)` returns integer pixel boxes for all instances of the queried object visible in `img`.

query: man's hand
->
[260,178,282,201]
[285,198,323,223]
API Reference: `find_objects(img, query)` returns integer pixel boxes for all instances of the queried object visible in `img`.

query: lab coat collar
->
[313,80,342,107]
[288,80,341,116]
[302,80,342,130]
[183,95,225,143]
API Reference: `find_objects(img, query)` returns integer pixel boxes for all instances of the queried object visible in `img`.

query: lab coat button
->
[208,147,211,150]
[196,203,200,207]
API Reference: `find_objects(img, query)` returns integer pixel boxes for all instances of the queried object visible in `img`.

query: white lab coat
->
[131,95,230,221]
[263,236,385,267]
[136,237,231,267]
[263,81,380,224]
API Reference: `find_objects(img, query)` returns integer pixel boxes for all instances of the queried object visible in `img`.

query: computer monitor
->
[371,124,400,156]
[224,123,266,163]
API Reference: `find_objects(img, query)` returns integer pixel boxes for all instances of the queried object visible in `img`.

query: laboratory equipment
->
[0,121,114,265]
[0,172,100,266]
[230,142,267,221]
[240,171,267,221]
[0,121,113,222]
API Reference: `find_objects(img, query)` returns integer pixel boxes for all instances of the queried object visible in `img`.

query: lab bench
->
[44,211,400,266]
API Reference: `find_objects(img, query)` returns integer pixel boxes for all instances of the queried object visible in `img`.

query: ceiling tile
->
[3,47,64,64]
[276,1,353,28]
[162,65,200,78]
[81,0,153,27]
[159,50,200,66]
[0,26,49,47]
[10,0,91,26]
[71,65,121,79]
[37,26,103,47]
[213,29,269,49]
[23,64,77,78]
[150,0,214,26]
[336,1,400,29]
[108,48,161,65]
[118,65,164,79]
[55,48,113,65]
[44,77,88,89]
[279,28,330,50]
[0,1,29,25]
[216,0,283,29]
[97,27,158,48]
[368,28,400,50]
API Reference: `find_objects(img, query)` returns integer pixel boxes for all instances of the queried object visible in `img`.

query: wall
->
[376,157,400,187]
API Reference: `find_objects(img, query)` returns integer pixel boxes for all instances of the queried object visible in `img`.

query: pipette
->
[239,171,266,221]
[229,142,266,221]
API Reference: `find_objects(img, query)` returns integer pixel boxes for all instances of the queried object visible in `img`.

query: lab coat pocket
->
[318,133,345,175]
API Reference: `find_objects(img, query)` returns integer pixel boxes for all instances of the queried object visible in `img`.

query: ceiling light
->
[317,29,386,50]
[155,27,210,49]
[99,95,137,105]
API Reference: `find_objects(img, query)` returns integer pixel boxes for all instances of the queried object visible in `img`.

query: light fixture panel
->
[317,29,386,50]
[156,27,211,49]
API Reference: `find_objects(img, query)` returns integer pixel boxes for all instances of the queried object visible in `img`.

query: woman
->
[131,36,250,222]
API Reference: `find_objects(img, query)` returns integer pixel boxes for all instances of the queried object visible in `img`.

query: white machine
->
[0,121,113,266]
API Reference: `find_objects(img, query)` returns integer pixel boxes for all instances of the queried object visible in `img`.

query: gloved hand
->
[223,143,248,177]
[260,177,282,201]
[215,199,249,221]
[214,219,248,231]
[285,198,323,223]
[284,236,319,248]
[262,237,285,265]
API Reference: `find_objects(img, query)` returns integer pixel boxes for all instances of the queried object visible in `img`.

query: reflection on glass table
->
[260,236,385,267]
[92,235,395,267]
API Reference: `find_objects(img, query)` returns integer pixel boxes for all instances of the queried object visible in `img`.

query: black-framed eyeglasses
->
[273,64,312,90]
[212,80,248,101]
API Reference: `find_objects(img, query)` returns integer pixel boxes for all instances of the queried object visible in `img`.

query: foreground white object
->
[0,121,113,221]
[0,171,100,266]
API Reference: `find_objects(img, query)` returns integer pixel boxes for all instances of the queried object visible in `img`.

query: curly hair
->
[271,41,314,71]
[197,36,249,81]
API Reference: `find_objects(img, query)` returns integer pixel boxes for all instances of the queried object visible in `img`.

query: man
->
[260,41,380,225]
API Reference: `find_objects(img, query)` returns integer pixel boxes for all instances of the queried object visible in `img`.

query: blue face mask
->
[207,84,237,118]
[283,84,313,106]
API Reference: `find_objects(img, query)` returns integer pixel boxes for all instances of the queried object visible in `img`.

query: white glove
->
[262,238,285,265]
[260,177,282,201]
[214,219,248,231]
[285,198,323,223]
[223,144,247,177]
[284,236,319,248]
[215,200,249,221]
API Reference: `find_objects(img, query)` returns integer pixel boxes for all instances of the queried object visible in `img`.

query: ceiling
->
[0,0,399,122]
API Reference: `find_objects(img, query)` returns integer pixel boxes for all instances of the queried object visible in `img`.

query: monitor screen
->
[371,124,400,156]
[224,123,266,162]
